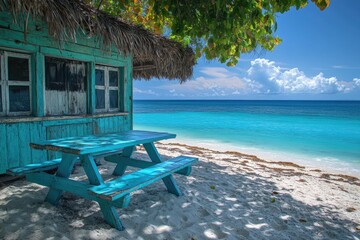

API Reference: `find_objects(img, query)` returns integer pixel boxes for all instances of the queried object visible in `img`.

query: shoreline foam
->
[164,136,360,178]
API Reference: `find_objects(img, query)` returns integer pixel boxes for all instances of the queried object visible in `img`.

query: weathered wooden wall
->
[0,11,133,174]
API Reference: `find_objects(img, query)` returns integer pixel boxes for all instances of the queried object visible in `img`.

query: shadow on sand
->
[0,151,359,240]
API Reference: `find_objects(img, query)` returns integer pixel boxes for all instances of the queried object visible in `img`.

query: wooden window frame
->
[95,65,120,113]
[0,51,32,117]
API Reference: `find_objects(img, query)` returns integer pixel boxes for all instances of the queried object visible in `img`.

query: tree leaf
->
[84,0,331,64]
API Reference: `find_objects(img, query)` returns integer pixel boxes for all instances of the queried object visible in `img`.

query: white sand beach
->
[0,142,359,240]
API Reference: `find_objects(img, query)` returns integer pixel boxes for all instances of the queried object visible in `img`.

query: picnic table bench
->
[7,130,198,230]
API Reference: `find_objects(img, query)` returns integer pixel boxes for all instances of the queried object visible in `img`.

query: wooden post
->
[143,143,182,196]
[81,154,125,230]
[112,146,134,176]
[45,153,78,205]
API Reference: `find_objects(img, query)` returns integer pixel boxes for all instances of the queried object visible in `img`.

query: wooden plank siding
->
[0,11,133,174]
[29,122,47,164]
[0,115,131,173]
[18,123,31,167]
[0,124,8,171]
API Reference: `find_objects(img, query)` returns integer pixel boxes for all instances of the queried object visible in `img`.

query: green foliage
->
[85,0,330,66]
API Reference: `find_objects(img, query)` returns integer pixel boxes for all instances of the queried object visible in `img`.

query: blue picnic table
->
[7,130,198,230]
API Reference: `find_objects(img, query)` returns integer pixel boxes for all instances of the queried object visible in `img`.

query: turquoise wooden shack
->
[0,0,194,175]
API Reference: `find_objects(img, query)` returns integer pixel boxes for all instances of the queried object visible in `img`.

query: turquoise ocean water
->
[134,100,360,176]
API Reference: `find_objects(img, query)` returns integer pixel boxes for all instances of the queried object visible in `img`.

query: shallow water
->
[134,100,360,175]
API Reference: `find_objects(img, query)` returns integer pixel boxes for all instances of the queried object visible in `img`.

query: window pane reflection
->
[96,69,105,86]
[8,57,29,81]
[109,70,118,87]
[96,89,105,109]
[109,90,118,109]
[9,86,30,112]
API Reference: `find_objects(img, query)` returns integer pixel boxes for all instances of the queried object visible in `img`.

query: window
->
[0,51,31,116]
[95,66,120,112]
[45,57,87,116]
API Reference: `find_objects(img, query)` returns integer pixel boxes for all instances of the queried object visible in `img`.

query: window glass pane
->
[96,69,105,86]
[8,57,29,81]
[96,89,105,109]
[109,90,118,109]
[9,86,30,112]
[109,70,118,87]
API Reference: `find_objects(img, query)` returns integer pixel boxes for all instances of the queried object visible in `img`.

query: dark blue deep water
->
[134,100,360,175]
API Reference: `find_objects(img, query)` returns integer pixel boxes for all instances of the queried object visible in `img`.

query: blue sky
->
[134,1,360,100]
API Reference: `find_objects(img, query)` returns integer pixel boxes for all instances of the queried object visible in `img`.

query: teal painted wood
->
[100,118,107,134]
[35,52,44,117]
[127,65,133,130]
[31,130,176,155]
[112,146,134,176]
[46,122,94,159]
[97,202,125,231]
[0,115,131,174]
[111,117,120,132]
[42,118,93,127]
[0,124,8,171]
[89,156,198,201]
[46,125,63,160]
[89,62,96,114]
[40,47,129,67]
[26,172,129,208]
[93,149,123,159]
[119,67,125,113]
[6,124,20,168]
[81,155,104,185]
[27,172,92,197]
[29,123,46,164]
[81,155,125,230]
[144,142,182,196]
[18,123,31,167]
[7,158,62,176]
[0,37,38,51]
[45,153,78,205]
[106,157,193,176]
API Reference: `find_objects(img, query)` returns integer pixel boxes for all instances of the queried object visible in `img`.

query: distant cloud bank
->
[246,59,357,94]
[134,58,360,99]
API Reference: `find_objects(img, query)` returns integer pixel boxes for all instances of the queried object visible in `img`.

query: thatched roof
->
[0,0,195,81]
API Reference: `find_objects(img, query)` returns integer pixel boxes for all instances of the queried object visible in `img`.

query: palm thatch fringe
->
[0,0,194,81]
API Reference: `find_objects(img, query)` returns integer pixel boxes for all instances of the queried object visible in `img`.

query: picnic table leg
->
[112,146,134,176]
[143,143,182,196]
[45,153,78,205]
[81,155,125,230]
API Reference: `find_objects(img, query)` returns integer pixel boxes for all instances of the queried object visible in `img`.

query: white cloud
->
[134,59,360,99]
[133,87,158,95]
[159,73,248,97]
[354,78,360,87]
[199,67,234,78]
[332,65,360,70]
[245,58,356,94]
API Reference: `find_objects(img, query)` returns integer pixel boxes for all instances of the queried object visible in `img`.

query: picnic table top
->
[30,130,176,155]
